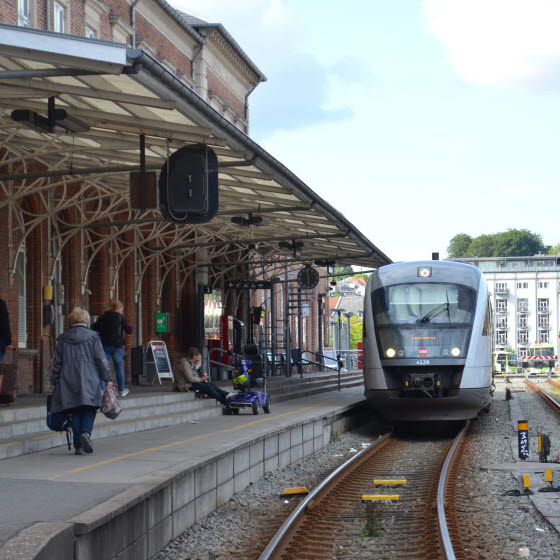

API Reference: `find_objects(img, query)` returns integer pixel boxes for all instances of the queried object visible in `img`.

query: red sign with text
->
[418,347,428,356]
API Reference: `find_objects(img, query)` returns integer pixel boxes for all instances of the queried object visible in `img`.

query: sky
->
[174,0,560,262]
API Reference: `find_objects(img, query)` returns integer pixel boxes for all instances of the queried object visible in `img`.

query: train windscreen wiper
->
[417,302,450,324]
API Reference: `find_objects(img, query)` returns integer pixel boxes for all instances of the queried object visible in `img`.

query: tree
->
[350,317,363,349]
[548,244,560,255]
[447,229,548,258]
[333,266,353,277]
[447,233,472,257]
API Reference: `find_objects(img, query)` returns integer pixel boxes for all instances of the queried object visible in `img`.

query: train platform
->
[0,378,368,560]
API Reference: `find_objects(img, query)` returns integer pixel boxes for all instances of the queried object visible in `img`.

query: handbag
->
[101,386,122,419]
[0,350,17,404]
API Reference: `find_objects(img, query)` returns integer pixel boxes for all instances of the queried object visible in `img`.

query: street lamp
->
[334,308,344,352]
[345,312,354,350]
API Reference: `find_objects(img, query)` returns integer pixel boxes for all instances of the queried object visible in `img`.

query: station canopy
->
[0,25,391,284]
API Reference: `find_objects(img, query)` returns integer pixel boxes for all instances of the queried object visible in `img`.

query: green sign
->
[155,312,169,333]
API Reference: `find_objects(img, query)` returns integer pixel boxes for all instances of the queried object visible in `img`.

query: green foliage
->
[352,273,371,280]
[447,233,472,257]
[350,319,363,349]
[447,229,549,258]
[548,244,560,255]
[361,504,382,537]
[333,266,353,276]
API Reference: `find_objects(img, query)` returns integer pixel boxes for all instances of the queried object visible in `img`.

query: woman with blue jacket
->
[50,307,112,455]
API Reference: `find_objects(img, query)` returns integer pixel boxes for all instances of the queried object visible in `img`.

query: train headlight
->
[451,347,461,357]
[441,348,449,356]
[386,348,396,358]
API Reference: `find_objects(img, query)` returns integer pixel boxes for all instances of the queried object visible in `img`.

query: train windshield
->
[372,282,477,360]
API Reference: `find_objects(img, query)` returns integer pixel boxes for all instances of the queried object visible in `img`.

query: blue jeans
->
[103,346,125,392]
[190,382,229,405]
[70,406,97,449]
[0,343,6,365]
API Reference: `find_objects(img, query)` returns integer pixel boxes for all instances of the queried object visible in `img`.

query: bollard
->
[539,469,560,492]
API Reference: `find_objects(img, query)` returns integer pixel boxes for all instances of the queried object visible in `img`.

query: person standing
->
[0,297,12,364]
[174,347,234,405]
[92,300,133,397]
[50,307,112,455]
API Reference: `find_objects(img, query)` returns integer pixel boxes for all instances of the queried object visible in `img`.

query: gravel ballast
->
[155,381,560,560]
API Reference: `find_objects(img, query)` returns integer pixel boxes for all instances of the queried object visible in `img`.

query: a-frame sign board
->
[147,340,174,384]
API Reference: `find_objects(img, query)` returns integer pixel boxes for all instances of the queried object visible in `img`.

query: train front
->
[363,261,492,422]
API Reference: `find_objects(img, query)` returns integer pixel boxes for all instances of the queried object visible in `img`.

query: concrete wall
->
[0,404,364,560]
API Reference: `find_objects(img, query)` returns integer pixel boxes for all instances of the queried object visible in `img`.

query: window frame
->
[54,1,66,33]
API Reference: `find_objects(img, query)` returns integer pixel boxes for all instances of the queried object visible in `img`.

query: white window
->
[495,299,507,313]
[54,2,66,33]
[497,316,507,328]
[538,281,549,288]
[516,282,528,289]
[16,250,27,349]
[518,331,528,345]
[497,330,508,345]
[518,315,528,328]
[495,282,508,292]
[518,298,528,312]
[538,314,549,327]
[18,0,31,26]
[539,330,550,343]
[538,298,549,312]
[518,347,528,356]
[85,26,96,38]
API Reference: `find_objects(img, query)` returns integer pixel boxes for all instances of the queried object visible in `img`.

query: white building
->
[449,256,560,357]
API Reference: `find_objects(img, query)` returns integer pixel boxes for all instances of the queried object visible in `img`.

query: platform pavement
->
[0,385,367,558]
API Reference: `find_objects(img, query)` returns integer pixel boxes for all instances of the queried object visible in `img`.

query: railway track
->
[259,425,471,560]
[525,379,560,415]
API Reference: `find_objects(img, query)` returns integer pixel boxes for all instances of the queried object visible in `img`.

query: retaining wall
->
[0,401,367,560]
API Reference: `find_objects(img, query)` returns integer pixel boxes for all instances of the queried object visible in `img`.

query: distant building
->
[448,255,560,356]
[336,276,366,296]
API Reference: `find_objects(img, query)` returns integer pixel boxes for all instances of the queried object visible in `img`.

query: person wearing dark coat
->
[50,307,112,455]
[92,299,133,397]
[0,297,12,364]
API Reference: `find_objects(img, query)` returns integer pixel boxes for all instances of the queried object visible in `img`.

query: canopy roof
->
[0,25,391,287]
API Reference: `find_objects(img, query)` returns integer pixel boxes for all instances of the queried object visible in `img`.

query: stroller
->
[225,344,271,415]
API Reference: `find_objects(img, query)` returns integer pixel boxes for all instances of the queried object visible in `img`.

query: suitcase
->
[0,350,17,404]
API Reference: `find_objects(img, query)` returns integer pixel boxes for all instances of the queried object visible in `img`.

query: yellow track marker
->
[545,469,553,483]
[281,487,309,496]
[373,479,406,486]
[362,495,399,501]
[522,474,531,489]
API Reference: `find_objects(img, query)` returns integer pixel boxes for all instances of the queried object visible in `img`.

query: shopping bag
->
[101,386,122,419]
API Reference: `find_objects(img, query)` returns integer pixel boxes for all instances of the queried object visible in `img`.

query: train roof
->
[372,260,482,290]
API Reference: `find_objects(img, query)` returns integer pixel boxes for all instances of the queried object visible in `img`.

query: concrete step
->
[0,399,222,460]
[0,371,365,460]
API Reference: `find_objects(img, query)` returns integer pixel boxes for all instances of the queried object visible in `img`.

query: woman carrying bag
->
[50,307,113,455]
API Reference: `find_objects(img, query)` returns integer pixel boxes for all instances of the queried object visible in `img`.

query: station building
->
[0,2,390,394]
[450,256,560,357]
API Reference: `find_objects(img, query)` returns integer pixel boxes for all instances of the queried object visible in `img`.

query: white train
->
[362,260,493,422]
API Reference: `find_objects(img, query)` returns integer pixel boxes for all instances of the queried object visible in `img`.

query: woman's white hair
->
[68,306,90,326]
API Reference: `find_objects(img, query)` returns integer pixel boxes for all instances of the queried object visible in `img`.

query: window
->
[538,298,549,312]
[518,346,528,357]
[516,282,528,289]
[539,330,550,343]
[497,316,507,328]
[518,331,528,345]
[538,314,549,327]
[518,315,528,328]
[54,1,66,33]
[538,281,549,289]
[18,0,31,26]
[518,298,528,312]
[495,282,508,292]
[16,250,26,348]
[495,299,507,313]
[496,330,508,345]
[85,26,96,38]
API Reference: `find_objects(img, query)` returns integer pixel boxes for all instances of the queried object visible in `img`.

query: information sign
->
[518,419,529,460]
[227,281,272,290]
[147,340,174,384]
[155,312,169,333]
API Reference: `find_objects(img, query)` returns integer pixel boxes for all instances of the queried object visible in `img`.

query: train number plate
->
[416,359,430,365]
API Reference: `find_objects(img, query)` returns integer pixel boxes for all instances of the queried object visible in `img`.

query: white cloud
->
[423,0,560,89]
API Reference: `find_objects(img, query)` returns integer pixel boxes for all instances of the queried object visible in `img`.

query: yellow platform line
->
[66,403,325,474]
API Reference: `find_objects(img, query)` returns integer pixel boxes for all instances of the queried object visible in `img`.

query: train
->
[362,260,493,422]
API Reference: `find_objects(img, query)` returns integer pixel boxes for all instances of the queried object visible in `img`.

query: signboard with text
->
[147,340,174,384]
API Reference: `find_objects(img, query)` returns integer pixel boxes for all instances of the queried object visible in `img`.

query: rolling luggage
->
[0,350,17,404]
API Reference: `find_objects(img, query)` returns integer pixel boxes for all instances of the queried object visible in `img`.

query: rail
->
[257,433,393,560]
[525,379,560,414]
